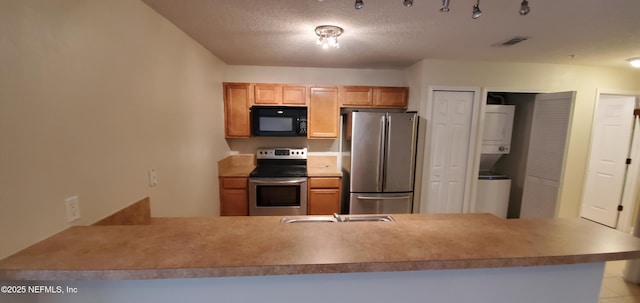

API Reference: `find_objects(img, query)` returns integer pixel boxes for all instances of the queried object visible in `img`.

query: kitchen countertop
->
[217,154,342,177]
[307,155,342,177]
[2,213,640,281]
[217,154,255,177]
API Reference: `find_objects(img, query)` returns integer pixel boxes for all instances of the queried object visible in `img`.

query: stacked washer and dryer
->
[476,104,515,219]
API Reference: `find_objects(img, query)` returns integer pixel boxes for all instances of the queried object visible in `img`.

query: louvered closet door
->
[519,91,575,218]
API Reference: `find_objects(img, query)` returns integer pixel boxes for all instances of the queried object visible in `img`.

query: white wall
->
[0,0,229,259]
[410,59,640,218]
[225,65,406,86]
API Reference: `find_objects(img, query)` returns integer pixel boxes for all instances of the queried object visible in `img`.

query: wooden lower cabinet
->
[307,177,342,215]
[219,177,248,216]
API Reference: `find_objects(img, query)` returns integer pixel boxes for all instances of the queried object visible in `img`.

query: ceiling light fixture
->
[354,0,364,10]
[519,0,530,15]
[315,25,343,49]
[403,0,413,7]
[472,0,482,19]
[440,0,450,12]
[628,58,640,68]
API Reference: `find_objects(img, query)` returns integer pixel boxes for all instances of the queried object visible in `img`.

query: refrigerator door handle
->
[357,195,413,200]
[377,116,385,192]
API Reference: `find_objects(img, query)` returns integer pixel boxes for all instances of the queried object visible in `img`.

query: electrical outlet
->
[65,196,80,223]
[149,169,158,187]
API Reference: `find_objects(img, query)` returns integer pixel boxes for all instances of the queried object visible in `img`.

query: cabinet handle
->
[357,195,412,200]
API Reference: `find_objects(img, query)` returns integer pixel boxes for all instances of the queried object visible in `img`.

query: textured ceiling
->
[142,0,640,69]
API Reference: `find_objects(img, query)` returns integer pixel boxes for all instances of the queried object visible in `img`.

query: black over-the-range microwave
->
[250,106,307,137]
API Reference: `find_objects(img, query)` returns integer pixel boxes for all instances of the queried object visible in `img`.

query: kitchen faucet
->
[333,213,344,222]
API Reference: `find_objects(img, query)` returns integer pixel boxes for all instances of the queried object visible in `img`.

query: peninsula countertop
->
[2,214,640,281]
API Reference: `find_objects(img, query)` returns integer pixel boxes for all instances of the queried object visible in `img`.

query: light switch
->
[65,196,80,223]
[149,169,158,187]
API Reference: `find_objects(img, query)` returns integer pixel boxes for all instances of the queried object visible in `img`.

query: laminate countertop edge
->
[3,254,639,281]
[2,214,640,281]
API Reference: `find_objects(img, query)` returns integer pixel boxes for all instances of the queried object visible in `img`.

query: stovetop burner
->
[250,165,307,178]
[250,147,308,178]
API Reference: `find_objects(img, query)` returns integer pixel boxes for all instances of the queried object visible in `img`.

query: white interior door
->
[520,91,574,218]
[426,91,474,213]
[580,94,635,228]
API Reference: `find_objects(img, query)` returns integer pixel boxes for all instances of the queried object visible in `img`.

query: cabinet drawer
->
[221,177,248,189]
[309,177,341,188]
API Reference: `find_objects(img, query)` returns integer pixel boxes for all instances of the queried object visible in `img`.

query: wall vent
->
[493,36,529,47]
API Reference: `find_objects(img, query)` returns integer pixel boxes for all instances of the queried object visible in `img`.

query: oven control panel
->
[256,148,307,160]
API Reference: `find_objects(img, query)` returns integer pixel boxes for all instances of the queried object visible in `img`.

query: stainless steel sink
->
[280,214,394,223]
[342,215,394,222]
[280,217,338,223]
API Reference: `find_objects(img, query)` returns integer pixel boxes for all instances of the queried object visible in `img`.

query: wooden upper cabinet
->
[254,84,282,105]
[253,84,308,106]
[341,86,373,107]
[373,87,408,108]
[282,85,308,106]
[308,86,339,139]
[340,86,408,108]
[223,83,251,138]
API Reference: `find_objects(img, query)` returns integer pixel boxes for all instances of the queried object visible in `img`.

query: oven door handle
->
[250,179,307,185]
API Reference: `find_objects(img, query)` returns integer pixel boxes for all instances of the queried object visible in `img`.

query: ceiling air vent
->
[493,36,529,47]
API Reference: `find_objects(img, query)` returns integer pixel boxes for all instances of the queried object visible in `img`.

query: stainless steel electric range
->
[248,148,308,216]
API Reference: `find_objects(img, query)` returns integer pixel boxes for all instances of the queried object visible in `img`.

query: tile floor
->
[601,261,640,303]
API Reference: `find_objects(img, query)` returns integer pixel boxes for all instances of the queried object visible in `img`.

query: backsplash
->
[226,138,339,155]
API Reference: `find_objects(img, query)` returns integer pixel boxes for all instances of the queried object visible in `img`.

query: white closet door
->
[520,91,575,218]
[426,91,474,213]
[580,95,635,228]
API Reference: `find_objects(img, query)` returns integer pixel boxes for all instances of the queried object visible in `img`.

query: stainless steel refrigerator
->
[341,111,418,214]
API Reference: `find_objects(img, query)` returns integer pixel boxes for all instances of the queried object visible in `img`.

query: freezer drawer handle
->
[357,195,412,200]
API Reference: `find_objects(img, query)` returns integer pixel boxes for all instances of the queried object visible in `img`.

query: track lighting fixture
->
[315,25,343,49]
[472,0,481,19]
[440,0,450,12]
[519,0,530,15]
[346,0,529,17]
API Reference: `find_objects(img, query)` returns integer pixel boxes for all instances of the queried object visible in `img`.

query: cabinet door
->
[308,189,341,215]
[341,86,373,107]
[223,83,251,138]
[373,87,408,108]
[254,84,282,105]
[220,177,248,216]
[308,177,341,215]
[308,86,339,139]
[282,85,308,106]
